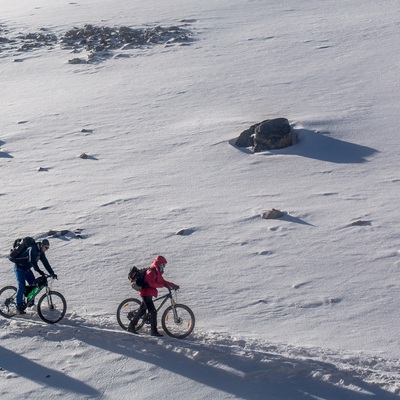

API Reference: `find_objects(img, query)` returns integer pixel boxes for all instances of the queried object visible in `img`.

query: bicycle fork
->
[170,301,182,324]
[44,289,55,310]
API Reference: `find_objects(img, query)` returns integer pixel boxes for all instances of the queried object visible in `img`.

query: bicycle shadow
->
[0,345,100,397]
[55,318,397,400]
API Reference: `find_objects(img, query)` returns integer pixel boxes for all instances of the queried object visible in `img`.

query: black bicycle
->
[116,288,195,339]
[0,275,67,324]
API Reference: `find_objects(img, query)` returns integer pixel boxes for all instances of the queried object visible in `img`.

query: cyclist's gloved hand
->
[51,273,58,280]
[39,270,46,277]
[171,284,180,290]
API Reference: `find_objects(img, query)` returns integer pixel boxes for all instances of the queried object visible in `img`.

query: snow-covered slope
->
[1,0,399,398]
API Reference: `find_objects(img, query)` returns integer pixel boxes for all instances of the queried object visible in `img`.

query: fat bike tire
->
[161,304,195,339]
[116,298,145,331]
[0,286,17,318]
[37,291,67,324]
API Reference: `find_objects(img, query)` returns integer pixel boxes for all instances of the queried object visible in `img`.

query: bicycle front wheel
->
[161,304,195,339]
[37,291,67,324]
[0,286,17,318]
[116,298,145,331]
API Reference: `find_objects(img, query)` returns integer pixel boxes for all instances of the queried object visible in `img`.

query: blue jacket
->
[15,243,54,275]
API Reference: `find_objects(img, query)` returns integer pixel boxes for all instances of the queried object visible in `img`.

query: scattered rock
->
[0,23,195,64]
[68,57,85,64]
[37,167,48,172]
[176,228,195,236]
[236,118,292,152]
[261,209,287,219]
[17,120,28,124]
[79,152,88,159]
[60,24,194,63]
[351,220,371,226]
[47,229,86,239]
[114,53,131,59]
[81,128,93,133]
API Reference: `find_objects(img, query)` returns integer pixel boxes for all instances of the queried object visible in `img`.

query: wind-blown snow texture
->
[1,0,399,399]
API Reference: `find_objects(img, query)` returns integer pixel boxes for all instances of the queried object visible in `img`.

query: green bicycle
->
[116,288,195,339]
[0,275,67,324]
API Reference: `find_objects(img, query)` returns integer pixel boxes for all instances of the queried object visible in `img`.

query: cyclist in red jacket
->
[127,255,179,336]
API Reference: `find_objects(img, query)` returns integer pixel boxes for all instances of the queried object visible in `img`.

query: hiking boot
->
[127,321,139,335]
[26,300,35,308]
[16,308,26,315]
[149,311,163,336]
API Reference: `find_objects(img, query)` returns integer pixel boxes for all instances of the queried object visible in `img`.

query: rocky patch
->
[0,23,195,64]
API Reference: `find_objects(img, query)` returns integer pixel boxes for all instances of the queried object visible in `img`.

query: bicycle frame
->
[138,289,179,323]
[153,289,182,323]
[152,290,174,312]
[26,275,53,302]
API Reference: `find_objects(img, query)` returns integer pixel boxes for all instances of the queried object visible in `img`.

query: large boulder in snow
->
[235,118,292,152]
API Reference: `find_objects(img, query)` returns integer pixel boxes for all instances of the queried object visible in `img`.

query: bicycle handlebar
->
[42,274,57,280]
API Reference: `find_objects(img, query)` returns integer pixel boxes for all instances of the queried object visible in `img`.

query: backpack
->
[128,266,149,291]
[9,237,36,263]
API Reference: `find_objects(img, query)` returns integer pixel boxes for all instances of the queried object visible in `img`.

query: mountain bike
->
[116,288,195,339]
[0,275,67,324]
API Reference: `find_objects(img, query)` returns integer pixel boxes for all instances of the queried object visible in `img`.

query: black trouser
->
[139,296,156,314]
[128,296,159,334]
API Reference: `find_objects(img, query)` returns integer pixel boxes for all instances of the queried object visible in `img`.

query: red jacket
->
[139,256,178,298]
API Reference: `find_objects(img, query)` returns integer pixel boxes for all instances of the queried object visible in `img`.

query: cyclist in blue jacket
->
[13,238,57,314]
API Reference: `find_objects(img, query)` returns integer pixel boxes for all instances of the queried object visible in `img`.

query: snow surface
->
[1,0,400,398]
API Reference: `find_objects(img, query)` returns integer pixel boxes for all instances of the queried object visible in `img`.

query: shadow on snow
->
[231,128,378,164]
[50,318,398,400]
[0,345,101,397]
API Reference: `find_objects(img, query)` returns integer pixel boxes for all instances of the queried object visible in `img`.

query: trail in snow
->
[1,312,399,399]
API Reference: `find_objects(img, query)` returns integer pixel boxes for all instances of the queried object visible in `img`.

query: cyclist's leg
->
[127,299,147,333]
[25,270,36,307]
[142,296,156,313]
[25,270,35,285]
[14,265,26,311]
[143,296,162,337]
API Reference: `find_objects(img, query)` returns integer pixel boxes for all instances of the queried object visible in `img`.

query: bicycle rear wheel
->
[0,286,17,318]
[116,298,145,331]
[37,291,67,324]
[161,304,195,339]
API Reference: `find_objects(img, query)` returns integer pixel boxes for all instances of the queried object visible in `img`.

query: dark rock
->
[235,118,292,152]
[235,122,262,147]
[262,209,286,219]
[254,118,292,152]
[351,220,371,226]
[68,57,85,64]
[176,228,195,236]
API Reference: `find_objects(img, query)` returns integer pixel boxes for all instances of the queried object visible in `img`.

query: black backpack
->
[128,266,149,291]
[9,237,36,263]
